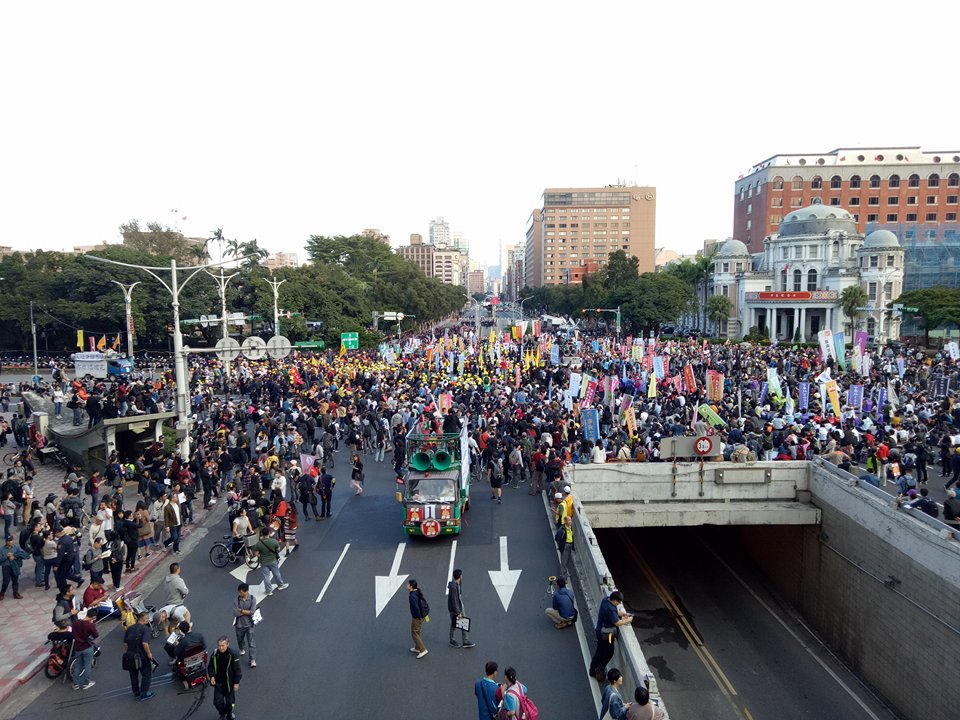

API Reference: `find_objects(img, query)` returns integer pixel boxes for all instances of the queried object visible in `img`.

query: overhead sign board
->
[341,332,359,350]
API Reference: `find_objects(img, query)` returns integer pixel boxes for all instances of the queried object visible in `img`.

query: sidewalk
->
[0,454,213,706]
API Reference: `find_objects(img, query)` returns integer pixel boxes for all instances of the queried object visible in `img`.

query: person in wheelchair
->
[164,620,206,662]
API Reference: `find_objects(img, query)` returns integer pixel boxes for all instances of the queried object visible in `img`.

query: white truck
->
[72,351,134,380]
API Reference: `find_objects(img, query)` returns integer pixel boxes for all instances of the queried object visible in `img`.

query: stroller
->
[116,591,161,637]
[175,644,208,691]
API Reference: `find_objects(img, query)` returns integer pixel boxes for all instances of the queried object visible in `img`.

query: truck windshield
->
[406,477,457,502]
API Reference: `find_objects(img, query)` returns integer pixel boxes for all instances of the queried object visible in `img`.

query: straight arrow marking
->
[488,535,522,611]
[375,543,409,618]
[315,543,350,603]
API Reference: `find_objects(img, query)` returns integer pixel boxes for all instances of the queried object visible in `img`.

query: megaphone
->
[411,451,433,472]
[432,450,452,471]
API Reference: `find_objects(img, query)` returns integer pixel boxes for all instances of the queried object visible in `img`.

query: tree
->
[663,250,716,330]
[119,220,198,264]
[706,294,732,335]
[620,273,694,334]
[896,287,960,346]
[840,285,869,332]
[226,238,269,270]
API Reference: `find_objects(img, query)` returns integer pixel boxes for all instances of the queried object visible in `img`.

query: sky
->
[2,1,959,269]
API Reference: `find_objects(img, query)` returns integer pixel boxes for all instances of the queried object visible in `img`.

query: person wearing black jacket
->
[208,636,242,720]
[118,510,141,573]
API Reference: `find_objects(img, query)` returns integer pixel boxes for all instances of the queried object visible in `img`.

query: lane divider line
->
[315,543,351,603]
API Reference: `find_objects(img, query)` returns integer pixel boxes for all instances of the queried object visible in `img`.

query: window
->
[849,197,860,206]
[781,247,789,259]
[949,173,960,187]
[807,269,818,291]
[790,197,802,207]
[907,196,918,205]
[830,175,842,189]
[867,213,879,222]
[832,241,840,259]
[792,175,803,190]
[948,212,958,222]
[869,255,878,267]
[850,175,862,189]
[926,229,938,241]
[926,212,938,221]
[747,203,752,214]
[886,254,896,267]
[722,262,729,273]
[927,195,938,205]
[769,214,782,224]
[868,196,880,206]
[811,176,822,189]
[830,197,841,206]
[886,213,899,222]
[869,174,881,188]
[771,197,783,208]
[908,174,920,187]
[809,245,819,258]
[884,281,893,298]
[733,262,741,272]
[748,186,753,198]
[868,282,877,301]
[948,195,958,205]
[929,173,941,187]
[746,219,752,230]
[853,214,860,223]
[795,246,803,259]
[739,189,745,201]
[906,213,918,222]
[793,269,802,291]
[772,176,784,190]
[781,269,788,291]
[888,196,899,205]
[889,174,900,188]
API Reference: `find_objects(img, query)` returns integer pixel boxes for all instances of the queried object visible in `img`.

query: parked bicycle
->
[209,534,260,569]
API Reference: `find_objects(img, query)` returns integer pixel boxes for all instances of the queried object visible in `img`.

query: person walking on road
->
[589,591,633,683]
[474,661,500,720]
[234,582,258,668]
[123,611,156,701]
[407,578,428,659]
[70,609,99,690]
[448,568,475,648]
[208,636,242,720]
[318,466,334,519]
[255,527,288,595]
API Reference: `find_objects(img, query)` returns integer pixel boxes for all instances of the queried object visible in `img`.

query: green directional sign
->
[902,306,919,312]
[340,332,359,350]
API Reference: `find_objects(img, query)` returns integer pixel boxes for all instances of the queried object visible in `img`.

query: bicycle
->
[209,534,260,569]
[3,448,34,466]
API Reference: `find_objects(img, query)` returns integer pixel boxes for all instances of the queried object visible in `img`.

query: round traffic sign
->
[397,313,405,321]
[266,335,292,359]
[241,336,267,361]
[199,314,209,328]
[694,436,715,456]
[215,337,242,361]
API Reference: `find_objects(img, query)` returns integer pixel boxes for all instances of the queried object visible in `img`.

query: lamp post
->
[205,268,240,374]
[84,254,250,458]
[518,296,532,320]
[264,276,287,336]
[30,301,38,379]
[110,280,141,360]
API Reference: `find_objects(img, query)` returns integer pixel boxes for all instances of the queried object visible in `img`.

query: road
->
[12,455,598,720]
[597,526,898,720]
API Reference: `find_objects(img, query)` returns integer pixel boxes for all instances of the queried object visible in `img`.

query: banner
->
[855,330,869,357]
[833,331,846,370]
[562,389,573,411]
[825,379,841,418]
[877,387,888,414]
[584,379,598,405]
[758,381,769,406]
[847,384,864,411]
[798,381,810,410]
[619,394,633,418]
[896,357,905,378]
[648,375,657,398]
[948,341,960,361]
[625,407,637,437]
[582,408,600,443]
[550,345,560,365]
[653,356,665,380]
[569,373,582,398]
[683,365,697,394]
[766,367,782,399]
[697,403,727,427]
[817,329,836,364]
[300,454,315,474]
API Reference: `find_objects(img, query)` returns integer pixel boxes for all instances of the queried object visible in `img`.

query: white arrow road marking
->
[316,543,350,603]
[375,543,409,617]
[488,535,522,611]
[445,539,458,595]
[230,553,288,604]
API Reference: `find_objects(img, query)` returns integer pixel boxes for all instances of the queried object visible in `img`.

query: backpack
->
[903,453,916,468]
[417,590,430,618]
[500,684,538,720]
[85,477,94,495]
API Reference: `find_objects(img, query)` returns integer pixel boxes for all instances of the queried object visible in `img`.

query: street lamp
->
[264,276,287,336]
[110,281,141,361]
[205,268,240,374]
[518,296,532,320]
[84,254,252,457]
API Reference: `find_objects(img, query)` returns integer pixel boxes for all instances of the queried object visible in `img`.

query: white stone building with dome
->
[709,201,904,341]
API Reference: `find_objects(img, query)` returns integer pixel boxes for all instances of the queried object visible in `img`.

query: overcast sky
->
[2,1,957,268]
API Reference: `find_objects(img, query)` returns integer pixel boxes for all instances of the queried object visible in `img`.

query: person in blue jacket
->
[589,590,633,682]
[474,660,500,720]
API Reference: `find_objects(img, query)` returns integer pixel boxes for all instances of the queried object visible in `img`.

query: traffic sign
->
[266,335,292,359]
[382,312,398,321]
[903,306,919,312]
[341,332,359,350]
[200,314,210,328]
[397,313,405,321]
[230,312,245,326]
[242,336,267,360]
[215,337,241,361]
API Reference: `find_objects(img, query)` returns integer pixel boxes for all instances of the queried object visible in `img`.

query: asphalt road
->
[598,526,898,720]
[13,456,598,720]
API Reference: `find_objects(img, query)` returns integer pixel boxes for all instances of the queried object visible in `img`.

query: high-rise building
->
[452,231,469,255]
[433,248,462,285]
[503,244,525,300]
[429,217,452,248]
[397,233,434,277]
[734,147,960,253]
[262,252,299,271]
[467,270,486,297]
[361,228,390,244]
[524,186,656,287]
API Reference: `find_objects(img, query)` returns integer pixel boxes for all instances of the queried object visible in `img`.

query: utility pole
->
[265,276,287,336]
[205,268,240,374]
[110,281,141,360]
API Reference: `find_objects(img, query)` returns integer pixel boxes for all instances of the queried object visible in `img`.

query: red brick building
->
[734,148,960,253]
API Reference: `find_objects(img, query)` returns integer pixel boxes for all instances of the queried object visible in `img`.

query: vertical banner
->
[584,378,598,405]
[758,381,769,406]
[562,389,574,411]
[705,370,718,401]
[948,341,960,361]
[712,372,725,402]
[619,394,633,418]
[625,407,637,438]
[582,408,600,443]
[855,330,869,357]
[550,344,560,365]
[683,365,697,394]
[833,331,846,370]
[569,372,583,398]
[766,367,782,399]
[896,357,906,378]
[825,379,841,418]
[653,356,665,379]
[818,329,836,364]
[514,365,521,389]
[847,384,864,411]
[798,381,810,410]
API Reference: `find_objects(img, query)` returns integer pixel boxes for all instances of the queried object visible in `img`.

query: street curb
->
[0,507,215,708]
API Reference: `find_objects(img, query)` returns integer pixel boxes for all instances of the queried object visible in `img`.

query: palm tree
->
[840,285,869,333]
[706,294,732,336]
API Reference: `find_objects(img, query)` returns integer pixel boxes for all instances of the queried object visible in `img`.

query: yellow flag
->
[97,335,106,351]
[339,341,346,357]
[112,335,120,350]
[488,329,495,345]
[77,329,84,349]
[648,376,657,398]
